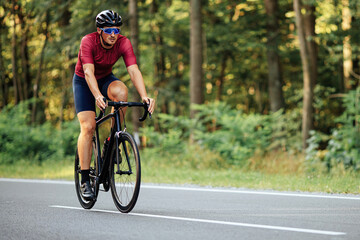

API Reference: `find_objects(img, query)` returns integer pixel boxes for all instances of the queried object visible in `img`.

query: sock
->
[81,169,90,184]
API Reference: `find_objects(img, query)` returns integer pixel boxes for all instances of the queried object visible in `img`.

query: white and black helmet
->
[95,10,122,28]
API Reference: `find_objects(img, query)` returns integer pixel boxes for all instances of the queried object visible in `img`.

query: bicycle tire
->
[110,131,141,213]
[74,136,99,209]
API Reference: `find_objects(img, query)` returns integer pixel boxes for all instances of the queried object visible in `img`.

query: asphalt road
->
[0,178,359,240]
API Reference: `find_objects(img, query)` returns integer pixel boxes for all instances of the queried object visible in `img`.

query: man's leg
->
[77,111,96,200]
[107,81,128,123]
[77,111,96,171]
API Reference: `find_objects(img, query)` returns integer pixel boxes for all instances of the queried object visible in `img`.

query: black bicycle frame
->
[94,109,120,185]
[94,101,149,185]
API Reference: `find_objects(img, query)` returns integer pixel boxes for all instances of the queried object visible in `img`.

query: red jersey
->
[75,32,137,79]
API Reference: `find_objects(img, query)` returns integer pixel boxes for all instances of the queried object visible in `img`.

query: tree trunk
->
[11,1,19,104]
[342,0,352,91]
[303,4,317,89]
[129,0,139,60]
[0,14,8,107]
[32,12,49,124]
[294,0,315,150]
[20,22,31,100]
[190,0,203,118]
[59,1,73,124]
[129,0,141,143]
[150,0,168,114]
[0,50,6,108]
[264,0,285,112]
[17,4,34,101]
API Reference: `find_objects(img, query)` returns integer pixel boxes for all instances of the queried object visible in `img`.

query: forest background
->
[0,0,359,193]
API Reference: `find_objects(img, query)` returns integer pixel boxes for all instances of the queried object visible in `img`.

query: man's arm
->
[127,64,155,114]
[83,63,107,110]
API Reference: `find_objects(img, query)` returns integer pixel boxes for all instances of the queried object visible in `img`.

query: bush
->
[192,102,303,165]
[306,87,360,171]
[141,126,187,155]
[0,101,79,164]
[142,101,302,166]
[193,103,271,165]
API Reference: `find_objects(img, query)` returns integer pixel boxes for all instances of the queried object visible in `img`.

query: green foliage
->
[142,101,303,166]
[51,120,81,157]
[192,102,270,165]
[142,126,187,155]
[1,0,360,179]
[0,102,49,164]
[267,109,303,152]
[193,102,303,164]
[313,86,339,132]
[306,88,360,171]
[285,85,340,135]
[0,101,79,164]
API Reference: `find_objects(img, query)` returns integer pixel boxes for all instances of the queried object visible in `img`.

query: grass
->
[142,163,360,194]
[0,159,74,180]
[1,149,359,194]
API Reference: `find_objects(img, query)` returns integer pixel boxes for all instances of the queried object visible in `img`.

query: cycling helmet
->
[95,10,122,28]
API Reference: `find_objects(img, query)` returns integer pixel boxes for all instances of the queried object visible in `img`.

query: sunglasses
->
[100,28,121,35]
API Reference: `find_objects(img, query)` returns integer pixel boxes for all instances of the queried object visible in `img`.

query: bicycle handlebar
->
[95,99,151,122]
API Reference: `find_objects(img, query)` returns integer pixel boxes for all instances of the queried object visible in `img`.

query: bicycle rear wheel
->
[110,131,141,213]
[74,136,99,209]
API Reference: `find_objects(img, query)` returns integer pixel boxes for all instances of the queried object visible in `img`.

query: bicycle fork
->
[114,112,132,176]
[115,131,133,175]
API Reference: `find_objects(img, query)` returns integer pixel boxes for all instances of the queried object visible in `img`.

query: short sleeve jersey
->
[75,32,137,79]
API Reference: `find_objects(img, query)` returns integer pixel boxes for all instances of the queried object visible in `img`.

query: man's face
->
[97,27,120,46]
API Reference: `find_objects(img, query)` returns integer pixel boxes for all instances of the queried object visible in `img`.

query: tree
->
[294,0,317,149]
[264,0,285,112]
[0,4,8,108]
[31,10,50,124]
[129,0,141,136]
[342,0,352,91]
[303,2,317,90]
[56,0,73,125]
[11,0,20,104]
[190,0,203,118]
[18,1,32,101]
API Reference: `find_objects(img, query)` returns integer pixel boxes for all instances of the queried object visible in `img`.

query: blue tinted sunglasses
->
[100,28,121,34]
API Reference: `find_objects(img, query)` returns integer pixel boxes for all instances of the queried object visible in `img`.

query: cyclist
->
[72,9,155,200]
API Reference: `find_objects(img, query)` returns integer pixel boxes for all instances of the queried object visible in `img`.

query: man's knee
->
[80,120,95,135]
[78,112,96,136]
[109,82,128,101]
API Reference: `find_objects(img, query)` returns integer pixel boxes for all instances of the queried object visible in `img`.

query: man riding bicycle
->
[72,10,155,200]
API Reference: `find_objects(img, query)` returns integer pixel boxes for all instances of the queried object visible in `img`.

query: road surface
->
[1,178,359,239]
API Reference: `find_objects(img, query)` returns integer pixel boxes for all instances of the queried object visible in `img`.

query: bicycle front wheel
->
[110,131,141,213]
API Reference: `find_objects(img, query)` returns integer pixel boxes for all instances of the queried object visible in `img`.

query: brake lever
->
[103,97,108,110]
[146,103,152,119]
[139,103,151,122]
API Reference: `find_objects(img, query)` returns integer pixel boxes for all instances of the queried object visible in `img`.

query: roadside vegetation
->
[0,1,359,194]
[1,92,359,194]
[0,149,359,194]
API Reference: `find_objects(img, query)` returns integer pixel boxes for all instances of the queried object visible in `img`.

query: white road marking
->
[142,185,360,200]
[49,205,346,236]
[2,178,360,201]
[0,178,74,185]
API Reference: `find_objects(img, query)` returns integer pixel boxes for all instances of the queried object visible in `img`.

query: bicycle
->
[74,99,151,213]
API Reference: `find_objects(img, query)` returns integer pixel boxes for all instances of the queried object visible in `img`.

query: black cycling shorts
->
[72,73,120,114]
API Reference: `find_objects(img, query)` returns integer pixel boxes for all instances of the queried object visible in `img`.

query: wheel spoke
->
[110,132,140,213]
